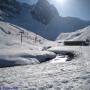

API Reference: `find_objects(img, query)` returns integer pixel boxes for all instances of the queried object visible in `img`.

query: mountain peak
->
[30,0,59,25]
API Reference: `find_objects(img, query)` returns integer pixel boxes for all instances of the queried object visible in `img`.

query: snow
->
[0,21,55,67]
[0,1,90,89]
[57,25,90,41]
[0,20,90,89]
[0,21,90,89]
[50,55,68,63]
[0,46,90,90]
[0,49,56,68]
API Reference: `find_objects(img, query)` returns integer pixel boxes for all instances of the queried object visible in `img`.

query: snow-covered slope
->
[0,46,90,90]
[0,21,51,45]
[4,0,90,40]
[0,21,56,67]
[56,25,90,41]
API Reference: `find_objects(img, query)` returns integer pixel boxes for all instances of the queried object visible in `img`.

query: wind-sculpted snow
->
[0,49,56,68]
[0,46,90,90]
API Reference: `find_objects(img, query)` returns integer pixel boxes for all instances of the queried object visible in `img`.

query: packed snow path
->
[0,46,90,90]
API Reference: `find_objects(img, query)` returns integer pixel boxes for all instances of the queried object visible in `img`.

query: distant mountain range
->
[0,0,90,40]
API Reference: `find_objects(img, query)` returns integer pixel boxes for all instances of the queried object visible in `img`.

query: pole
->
[21,32,22,44]
[19,31,24,45]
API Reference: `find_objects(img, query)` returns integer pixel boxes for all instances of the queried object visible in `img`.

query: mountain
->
[56,25,90,41]
[31,0,58,25]
[0,0,21,20]
[0,0,90,40]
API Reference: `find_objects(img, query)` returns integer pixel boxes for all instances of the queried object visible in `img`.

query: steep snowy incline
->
[57,25,90,41]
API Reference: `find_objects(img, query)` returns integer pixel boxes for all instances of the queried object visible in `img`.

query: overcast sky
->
[18,0,90,21]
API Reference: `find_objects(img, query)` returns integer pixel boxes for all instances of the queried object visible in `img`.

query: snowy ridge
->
[56,25,90,41]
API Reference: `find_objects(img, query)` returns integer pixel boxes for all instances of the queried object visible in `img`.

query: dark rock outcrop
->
[0,0,21,19]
